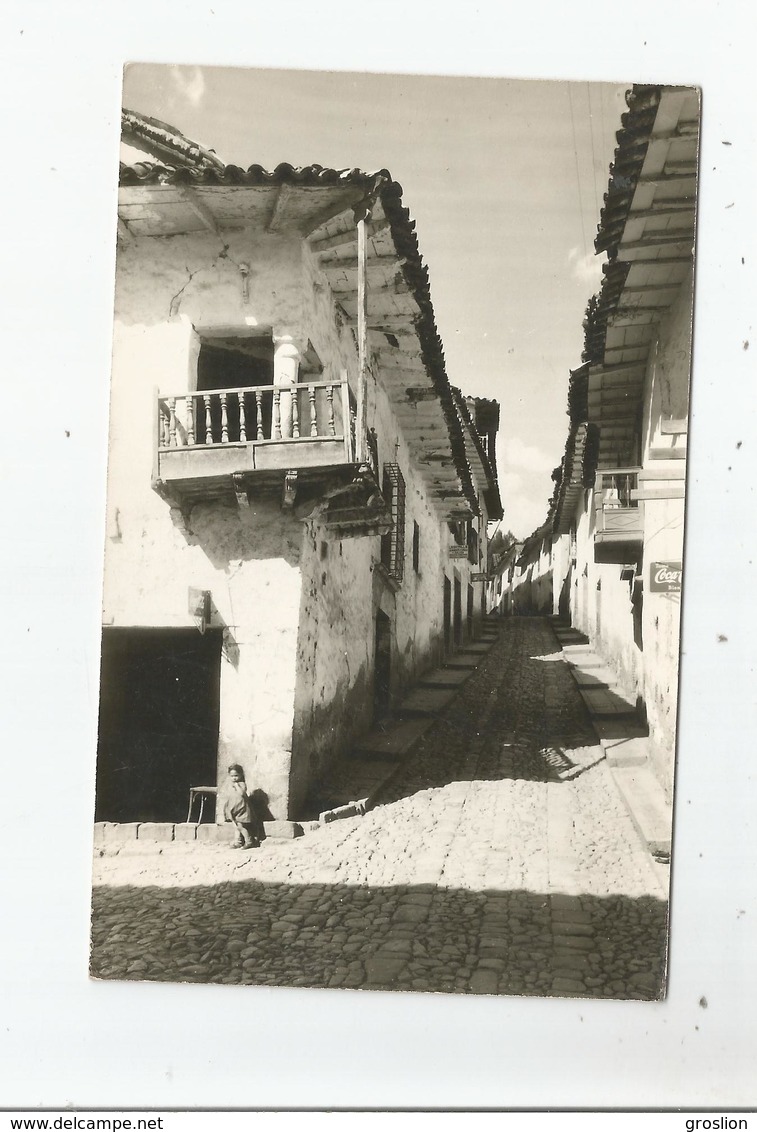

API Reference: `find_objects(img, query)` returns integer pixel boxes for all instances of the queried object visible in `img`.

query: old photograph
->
[90,66,698,1000]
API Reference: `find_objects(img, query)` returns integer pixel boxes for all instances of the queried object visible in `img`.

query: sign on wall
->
[649,561,682,592]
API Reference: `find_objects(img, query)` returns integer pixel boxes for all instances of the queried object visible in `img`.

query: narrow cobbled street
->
[91,618,668,999]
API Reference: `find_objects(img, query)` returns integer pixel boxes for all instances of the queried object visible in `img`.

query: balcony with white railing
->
[154,378,359,497]
[153,378,393,535]
[594,468,644,564]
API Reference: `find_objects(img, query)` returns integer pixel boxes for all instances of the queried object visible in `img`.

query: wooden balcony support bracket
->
[282,470,298,511]
[232,473,249,509]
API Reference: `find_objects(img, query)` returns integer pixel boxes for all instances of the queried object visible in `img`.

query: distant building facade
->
[496,85,697,799]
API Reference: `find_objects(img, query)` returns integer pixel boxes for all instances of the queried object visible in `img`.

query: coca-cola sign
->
[650,561,682,592]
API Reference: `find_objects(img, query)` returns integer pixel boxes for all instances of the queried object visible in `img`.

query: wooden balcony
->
[153,379,390,534]
[594,468,644,564]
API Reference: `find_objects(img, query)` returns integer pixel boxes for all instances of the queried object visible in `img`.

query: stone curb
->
[548,619,672,862]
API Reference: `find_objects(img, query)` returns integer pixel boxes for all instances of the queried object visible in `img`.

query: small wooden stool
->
[187,785,218,824]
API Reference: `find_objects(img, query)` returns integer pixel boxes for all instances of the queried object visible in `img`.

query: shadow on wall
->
[90,877,668,1000]
[170,495,304,572]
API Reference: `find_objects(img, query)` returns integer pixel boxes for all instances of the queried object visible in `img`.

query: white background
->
[1,0,755,1111]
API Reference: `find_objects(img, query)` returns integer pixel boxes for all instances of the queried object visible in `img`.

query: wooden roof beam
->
[589,362,647,377]
[636,172,696,186]
[321,253,404,271]
[117,217,134,243]
[267,183,296,232]
[626,205,696,221]
[310,218,390,254]
[619,256,692,267]
[601,344,651,357]
[620,283,686,294]
[618,233,694,255]
[331,278,409,299]
[180,188,219,234]
[661,162,698,176]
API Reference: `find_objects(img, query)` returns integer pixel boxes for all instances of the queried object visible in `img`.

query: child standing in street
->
[222,764,260,849]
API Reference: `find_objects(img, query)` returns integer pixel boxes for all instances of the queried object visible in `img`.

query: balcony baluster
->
[273,389,282,440]
[186,396,195,446]
[168,400,177,448]
[238,392,247,443]
[203,394,213,444]
[220,393,229,444]
[255,390,264,441]
[309,385,317,437]
[327,384,335,437]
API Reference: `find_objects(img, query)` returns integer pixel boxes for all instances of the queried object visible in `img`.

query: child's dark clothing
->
[223,779,259,848]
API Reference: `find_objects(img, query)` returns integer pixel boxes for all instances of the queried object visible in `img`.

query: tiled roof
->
[452,388,503,521]
[121,109,226,172]
[594,86,664,257]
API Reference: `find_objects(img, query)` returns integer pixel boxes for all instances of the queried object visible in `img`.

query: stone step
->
[611,765,673,859]
[444,654,481,669]
[398,686,458,716]
[603,735,649,768]
[570,667,616,689]
[419,667,471,688]
[578,686,638,718]
[592,718,649,744]
[455,642,492,655]
[352,716,435,758]
[560,643,597,657]
[565,654,608,670]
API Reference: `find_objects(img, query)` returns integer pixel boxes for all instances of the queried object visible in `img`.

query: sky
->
[123,64,628,537]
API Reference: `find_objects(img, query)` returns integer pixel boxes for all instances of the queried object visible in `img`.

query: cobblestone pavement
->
[91,618,669,999]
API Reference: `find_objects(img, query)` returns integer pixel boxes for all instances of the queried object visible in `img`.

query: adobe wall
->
[289,373,449,815]
[569,492,643,701]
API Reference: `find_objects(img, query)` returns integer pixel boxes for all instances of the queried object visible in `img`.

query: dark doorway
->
[443,576,452,653]
[453,578,463,647]
[196,336,274,443]
[467,584,474,640]
[373,610,392,722]
[95,628,222,823]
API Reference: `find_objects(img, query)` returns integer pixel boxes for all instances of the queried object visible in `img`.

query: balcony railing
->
[158,379,352,452]
[594,468,643,563]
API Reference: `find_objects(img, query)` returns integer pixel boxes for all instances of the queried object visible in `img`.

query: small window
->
[380,464,406,582]
[467,521,479,565]
[412,521,420,574]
